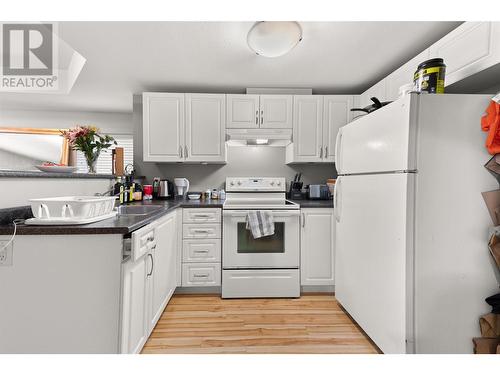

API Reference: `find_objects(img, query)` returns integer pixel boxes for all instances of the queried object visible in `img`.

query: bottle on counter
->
[219,189,226,200]
[114,177,125,204]
[205,189,211,200]
[152,177,161,199]
[124,175,132,202]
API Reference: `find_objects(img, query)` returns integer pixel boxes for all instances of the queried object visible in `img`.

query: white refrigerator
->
[334,93,499,354]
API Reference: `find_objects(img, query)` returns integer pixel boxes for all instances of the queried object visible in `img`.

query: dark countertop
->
[0,170,116,179]
[289,199,334,208]
[0,197,331,236]
[0,198,224,236]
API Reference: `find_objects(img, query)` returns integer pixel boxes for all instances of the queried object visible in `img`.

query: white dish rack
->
[28,196,117,221]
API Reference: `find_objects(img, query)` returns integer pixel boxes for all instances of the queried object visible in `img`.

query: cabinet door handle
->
[325,146,328,158]
[256,110,259,125]
[320,146,323,158]
[302,213,306,228]
[147,253,154,276]
[260,110,263,125]
[184,145,188,158]
[179,146,183,158]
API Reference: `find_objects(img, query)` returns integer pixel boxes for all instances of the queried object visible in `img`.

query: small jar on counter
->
[212,189,219,200]
[205,189,211,200]
[143,185,153,200]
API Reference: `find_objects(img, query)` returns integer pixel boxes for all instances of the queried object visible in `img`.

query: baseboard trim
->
[174,286,222,295]
[301,285,335,293]
[174,285,335,295]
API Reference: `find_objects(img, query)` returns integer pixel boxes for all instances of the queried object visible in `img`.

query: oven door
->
[223,210,300,269]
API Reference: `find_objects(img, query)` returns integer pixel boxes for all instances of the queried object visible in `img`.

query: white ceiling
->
[0,21,461,113]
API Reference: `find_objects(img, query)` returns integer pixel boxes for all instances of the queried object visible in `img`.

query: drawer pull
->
[193,229,211,233]
[193,214,211,218]
[193,250,209,253]
[193,273,209,278]
[147,236,154,242]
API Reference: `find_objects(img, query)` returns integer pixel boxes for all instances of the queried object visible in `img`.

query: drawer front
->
[183,208,221,223]
[183,239,221,262]
[131,223,156,262]
[183,223,221,239]
[222,269,300,298]
[182,263,221,286]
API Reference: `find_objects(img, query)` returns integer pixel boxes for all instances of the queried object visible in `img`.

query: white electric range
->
[222,177,301,298]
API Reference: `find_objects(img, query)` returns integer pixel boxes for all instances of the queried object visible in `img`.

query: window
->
[76,135,134,174]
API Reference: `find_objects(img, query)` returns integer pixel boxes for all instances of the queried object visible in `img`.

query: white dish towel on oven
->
[246,210,275,239]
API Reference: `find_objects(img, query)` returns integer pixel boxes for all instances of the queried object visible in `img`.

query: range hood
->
[226,128,292,147]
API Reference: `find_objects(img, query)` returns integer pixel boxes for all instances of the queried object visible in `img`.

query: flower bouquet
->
[62,126,117,173]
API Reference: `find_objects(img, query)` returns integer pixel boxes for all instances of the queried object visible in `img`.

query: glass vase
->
[85,151,100,174]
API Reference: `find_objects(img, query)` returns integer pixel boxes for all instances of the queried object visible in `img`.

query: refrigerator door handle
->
[335,128,343,173]
[334,177,342,223]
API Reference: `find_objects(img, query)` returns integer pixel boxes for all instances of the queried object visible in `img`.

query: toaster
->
[308,184,331,200]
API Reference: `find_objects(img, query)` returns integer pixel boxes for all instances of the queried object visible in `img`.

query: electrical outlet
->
[0,241,13,266]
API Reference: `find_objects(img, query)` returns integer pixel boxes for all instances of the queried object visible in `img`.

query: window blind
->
[76,135,134,174]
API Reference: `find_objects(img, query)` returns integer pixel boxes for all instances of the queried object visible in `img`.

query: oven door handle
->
[223,210,300,217]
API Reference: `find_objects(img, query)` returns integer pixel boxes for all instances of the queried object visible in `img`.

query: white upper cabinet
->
[260,95,293,129]
[226,94,260,129]
[143,93,184,162]
[226,94,293,129]
[290,95,323,162]
[323,95,353,162]
[385,49,430,101]
[429,22,500,87]
[143,93,226,163]
[359,22,500,106]
[287,95,353,164]
[185,94,226,163]
[300,208,335,286]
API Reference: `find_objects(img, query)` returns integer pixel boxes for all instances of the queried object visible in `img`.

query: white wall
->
[0,109,133,135]
[0,178,114,209]
[0,108,129,208]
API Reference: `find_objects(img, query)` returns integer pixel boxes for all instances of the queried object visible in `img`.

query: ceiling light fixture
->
[247,21,302,58]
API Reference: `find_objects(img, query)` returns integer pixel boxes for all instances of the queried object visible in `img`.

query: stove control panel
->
[226,177,286,192]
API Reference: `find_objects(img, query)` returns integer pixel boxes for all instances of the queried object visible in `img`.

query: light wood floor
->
[141,294,380,354]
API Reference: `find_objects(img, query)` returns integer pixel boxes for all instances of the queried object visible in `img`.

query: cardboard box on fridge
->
[482,190,500,226]
[479,313,500,338]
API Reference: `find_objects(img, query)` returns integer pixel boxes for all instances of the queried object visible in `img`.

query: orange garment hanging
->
[482,93,500,155]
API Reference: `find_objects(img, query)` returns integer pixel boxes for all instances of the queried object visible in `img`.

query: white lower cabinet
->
[120,210,178,354]
[300,208,335,286]
[120,255,148,354]
[147,211,177,331]
[182,263,222,287]
[181,207,222,287]
[183,239,222,263]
